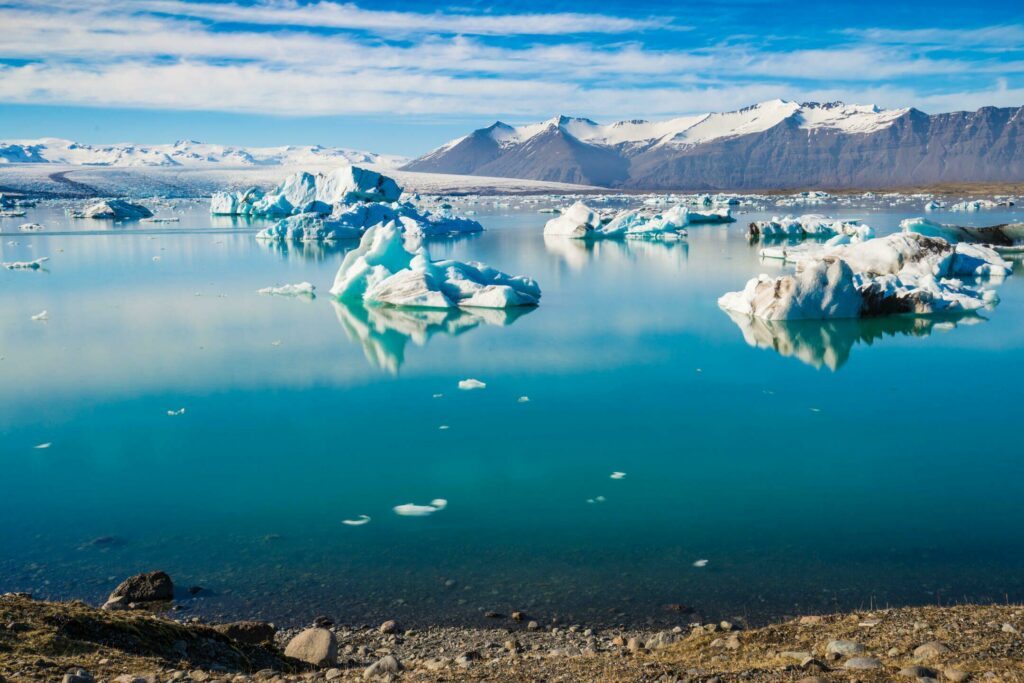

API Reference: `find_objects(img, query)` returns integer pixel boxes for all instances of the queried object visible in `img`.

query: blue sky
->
[0,0,1022,155]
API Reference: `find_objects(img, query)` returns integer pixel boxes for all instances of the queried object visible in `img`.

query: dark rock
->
[312,615,334,628]
[213,620,276,645]
[103,571,173,609]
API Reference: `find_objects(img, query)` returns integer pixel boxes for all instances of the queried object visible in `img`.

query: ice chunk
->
[901,217,1024,249]
[34,442,52,449]
[3,256,49,270]
[394,500,447,516]
[602,205,689,240]
[329,222,540,309]
[686,207,735,224]
[30,310,48,321]
[718,257,864,320]
[167,408,186,416]
[458,378,486,390]
[76,199,153,220]
[543,200,602,238]
[610,472,626,479]
[342,515,371,526]
[748,214,872,240]
[693,559,709,567]
[258,282,316,297]
[18,223,44,232]
[210,187,263,215]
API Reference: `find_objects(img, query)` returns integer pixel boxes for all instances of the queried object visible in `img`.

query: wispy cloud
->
[0,1,1020,121]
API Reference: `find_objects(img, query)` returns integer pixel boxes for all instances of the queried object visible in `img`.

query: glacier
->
[329,222,540,309]
[719,233,1011,320]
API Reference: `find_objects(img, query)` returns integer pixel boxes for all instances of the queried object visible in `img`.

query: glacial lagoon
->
[2,198,1024,629]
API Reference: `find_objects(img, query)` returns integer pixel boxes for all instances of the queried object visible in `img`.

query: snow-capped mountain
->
[405,100,1024,189]
[0,138,407,169]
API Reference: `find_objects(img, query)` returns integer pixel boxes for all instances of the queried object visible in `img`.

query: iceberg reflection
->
[256,237,355,262]
[724,310,986,371]
[543,233,688,271]
[331,300,533,374]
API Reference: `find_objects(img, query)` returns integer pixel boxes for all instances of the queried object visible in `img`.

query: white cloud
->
[0,2,1020,121]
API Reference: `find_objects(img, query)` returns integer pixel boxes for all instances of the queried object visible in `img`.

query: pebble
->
[844,656,883,670]
[826,639,866,656]
[914,641,951,659]
[378,619,400,635]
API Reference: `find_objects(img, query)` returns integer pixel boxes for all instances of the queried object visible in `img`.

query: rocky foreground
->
[3,588,1024,683]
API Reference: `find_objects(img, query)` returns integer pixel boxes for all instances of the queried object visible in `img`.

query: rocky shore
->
[2,574,1023,682]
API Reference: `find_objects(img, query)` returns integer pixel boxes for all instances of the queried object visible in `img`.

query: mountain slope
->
[0,138,407,169]
[403,101,1024,190]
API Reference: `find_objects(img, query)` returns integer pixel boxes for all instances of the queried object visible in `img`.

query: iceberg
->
[210,187,263,215]
[543,200,603,238]
[686,207,735,224]
[950,199,1002,212]
[3,256,49,270]
[76,199,153,220]
[329,222,540,309]
[18,223,44,232]
[900,217,1024,250]
[720,233,1010,321]
[394,499,448,517]
[748,215,873,241]
[258,282,316,297]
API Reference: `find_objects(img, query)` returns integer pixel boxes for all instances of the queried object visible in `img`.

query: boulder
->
[284,627,338,667]
[214,620,276,645]
[363,654,403,679]
[103,571,173,609]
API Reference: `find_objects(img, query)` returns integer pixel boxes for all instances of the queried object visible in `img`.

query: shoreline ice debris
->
[719,233,1011,320]
[748,215,873,241]
[393,499,448,517]
[342,515,371,526]
[74,199,153,220]
[458,378,486,390]
[3,256,48,270]
[901,217,1024,251]
[212,166,482,241]
[258,282,316,297]
[543,200,729,240]
[330,222,540,309]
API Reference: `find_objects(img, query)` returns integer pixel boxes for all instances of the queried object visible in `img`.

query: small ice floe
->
[75,199,153,220]
[517,396,530,403]
[18,223,44,232]
[167,408,186,416]
[586,495,607,504]
[393,499,448,516]
[610,472,627,480]
[692,559,709,568]
[258,282,316,297]
[152,256,161,262]
[33,442,52,449]
[31,310,48,321]
[432,393,443,398]
[438,425,450,430]
[342,515,371,526]
[458,378,486,390]
[3,257,49,270]
[271,340,283,347]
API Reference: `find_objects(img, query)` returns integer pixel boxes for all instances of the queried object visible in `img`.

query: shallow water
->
[2,198,1024,629]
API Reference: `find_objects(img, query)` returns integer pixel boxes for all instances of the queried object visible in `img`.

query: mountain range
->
[0,138,406,170]
[402,100,1024,190]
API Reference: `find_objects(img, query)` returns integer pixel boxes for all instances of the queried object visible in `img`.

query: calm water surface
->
[2,198,1023,628]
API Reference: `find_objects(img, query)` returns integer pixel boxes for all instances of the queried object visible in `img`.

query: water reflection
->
[724,311,986,370]
[256,238,356,262]
[331,300,533,373]
[543,234,689,270]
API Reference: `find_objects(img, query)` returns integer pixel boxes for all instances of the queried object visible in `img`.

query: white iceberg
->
[458,378,486,390]
[210,187,264,215]
[543,200,603,238]
[720,233,1010,321]
[258,282,316,297]
[76,199,153,220]
[394,499,448,516]
[748,215,872,241]
[951,199,999,212]
[602,205,689,240]
[3,256,49,270]
[901,217,1024,250]
[330,222,540,309]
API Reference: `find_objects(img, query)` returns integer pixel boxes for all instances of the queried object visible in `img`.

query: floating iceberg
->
[258,282,316,297]
[75,199,153,220]
[686,207,735,224]
[950,199,1001,212]
[748,215,872,241]
[330,222,540,309]
[212,167,401,218]
[394,499,448,517]
[720,233,1010,321]
[901,217,1024,250]
[542,201,603,238]
[18,223,44,232]
[3,256,49,270]
[458,378,486,390]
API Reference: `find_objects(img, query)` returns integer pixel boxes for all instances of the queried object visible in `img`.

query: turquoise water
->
[2,200,1024,629]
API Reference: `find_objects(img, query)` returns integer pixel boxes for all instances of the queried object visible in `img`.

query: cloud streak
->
[0,1,1021,122]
